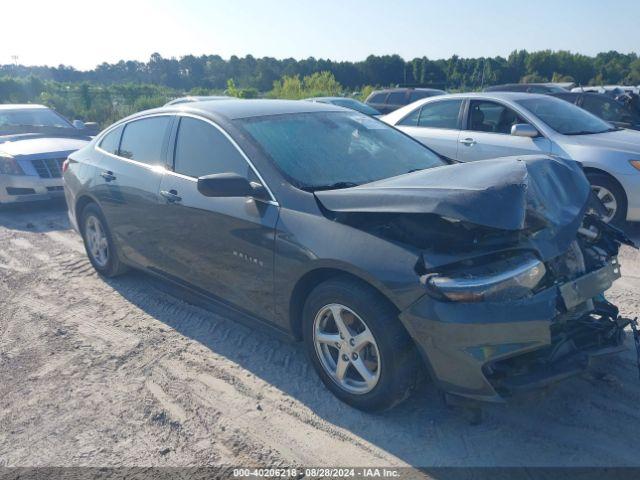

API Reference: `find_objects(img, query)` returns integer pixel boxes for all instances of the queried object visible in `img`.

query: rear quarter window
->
[98,125,123,155]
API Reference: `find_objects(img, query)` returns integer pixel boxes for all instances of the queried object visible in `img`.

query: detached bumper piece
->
[558,257,621,310]
[485,307,631,397]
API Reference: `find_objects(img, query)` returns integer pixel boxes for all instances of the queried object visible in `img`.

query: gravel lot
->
[2,200,640,469]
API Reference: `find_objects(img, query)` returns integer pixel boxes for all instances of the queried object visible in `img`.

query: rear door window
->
[173,117,250,178]
[119,116,171,165]
[398,107,421,126]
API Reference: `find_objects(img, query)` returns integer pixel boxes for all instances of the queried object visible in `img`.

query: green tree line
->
[2,50,640,127]
[3,50,640,92]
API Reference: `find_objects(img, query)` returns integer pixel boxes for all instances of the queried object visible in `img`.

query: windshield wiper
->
[565,127,620,136]
[564,130,598,136]
[302,181,360,192]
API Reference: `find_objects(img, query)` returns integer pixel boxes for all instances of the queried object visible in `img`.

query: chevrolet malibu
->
[0,104,92,204]
[64,100,634,411]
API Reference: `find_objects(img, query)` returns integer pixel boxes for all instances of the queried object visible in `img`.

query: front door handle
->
[160,189,182,203]
[100,170,116,182]
[459,138,476,146]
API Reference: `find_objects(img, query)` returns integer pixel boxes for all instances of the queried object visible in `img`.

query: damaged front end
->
[400,220,634,402]
[315,156,637,401]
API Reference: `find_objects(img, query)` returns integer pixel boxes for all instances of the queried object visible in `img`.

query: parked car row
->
[58,98,635,412]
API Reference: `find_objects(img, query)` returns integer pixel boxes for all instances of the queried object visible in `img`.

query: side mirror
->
[72,119,86,130]
[197,173,265,198]
[511,123,539,138]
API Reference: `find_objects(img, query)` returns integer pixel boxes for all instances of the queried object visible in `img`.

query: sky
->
[4,0,639,70]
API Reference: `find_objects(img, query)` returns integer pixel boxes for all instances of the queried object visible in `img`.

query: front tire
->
[80,203,128,277]
[587,173,627,225]
[302,277,421,412]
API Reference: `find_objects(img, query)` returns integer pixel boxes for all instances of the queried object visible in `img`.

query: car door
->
[93,115,172,268]
[458,100,551,162]
[155,115,279,320]
[395,99,463,160]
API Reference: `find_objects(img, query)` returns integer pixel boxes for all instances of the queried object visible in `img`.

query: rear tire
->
[586,172,627,225]
[80,203,128,277]
[302,276,422,412]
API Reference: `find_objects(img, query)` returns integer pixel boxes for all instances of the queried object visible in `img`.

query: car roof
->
[434,92,548,101]
[381,92,554,124]
[136,99,346,121]
[373,87,444,93]
[307,96,357,102]
[487,82,567,88]
[165,95,232,105]
[0,104,49,110]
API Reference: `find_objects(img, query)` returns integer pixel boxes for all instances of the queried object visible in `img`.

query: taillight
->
[62,159,70,173]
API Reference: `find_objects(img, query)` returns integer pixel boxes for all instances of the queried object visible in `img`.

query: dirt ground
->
[2,200,640,470]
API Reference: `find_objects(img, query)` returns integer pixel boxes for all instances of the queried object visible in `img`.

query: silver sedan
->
[383,92,640,224]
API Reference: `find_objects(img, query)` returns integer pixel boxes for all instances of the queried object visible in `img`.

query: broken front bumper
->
[400,258,626,402]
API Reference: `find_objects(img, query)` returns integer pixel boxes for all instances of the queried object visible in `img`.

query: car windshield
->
[516,97,615,135]
[239,111,445,190]
[329,98,380,115]
[0,108,73,129]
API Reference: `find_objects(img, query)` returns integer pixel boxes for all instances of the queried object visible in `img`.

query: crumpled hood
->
[0,135,90,157]
[315,155,591,232]
[561,128,640,154]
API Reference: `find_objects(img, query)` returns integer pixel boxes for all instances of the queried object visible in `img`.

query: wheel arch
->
[582,167,628,209]
[75,194,101,233]
[288,267,400,341]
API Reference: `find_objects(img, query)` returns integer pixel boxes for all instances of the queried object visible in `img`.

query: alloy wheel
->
[85,215,109,267]
[313,303,381,394]
[591,185,618,223]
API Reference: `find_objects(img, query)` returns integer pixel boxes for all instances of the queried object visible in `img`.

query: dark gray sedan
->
[64,99,633,411]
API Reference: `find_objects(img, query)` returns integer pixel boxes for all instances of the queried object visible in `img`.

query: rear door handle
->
[160,189,182,203]
[459,138,476,146]
[100,170,116,182]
